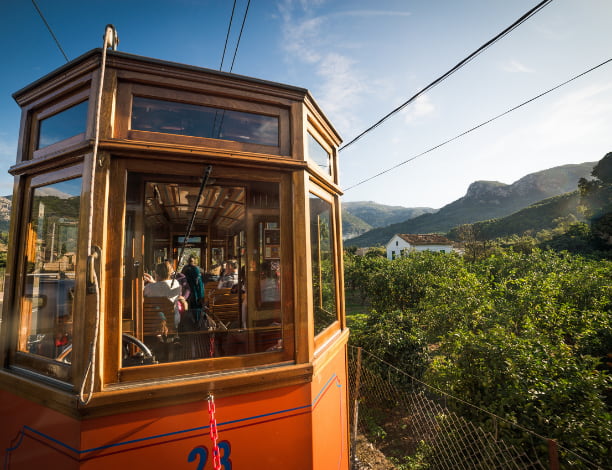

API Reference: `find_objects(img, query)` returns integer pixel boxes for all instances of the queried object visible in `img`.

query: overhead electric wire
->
[31,0,69,62]
[338,0,553,153]
[343,57,612,192]
[219,0,237,70]
[229,0,251,73]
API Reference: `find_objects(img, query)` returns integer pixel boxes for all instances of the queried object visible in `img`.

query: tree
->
[579,152,612,247]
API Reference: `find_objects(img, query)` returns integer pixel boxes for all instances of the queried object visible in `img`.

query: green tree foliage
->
[579,152,612,247]
[347,249,612,467]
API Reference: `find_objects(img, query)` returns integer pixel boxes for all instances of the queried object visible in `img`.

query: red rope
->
[207,394,221,470]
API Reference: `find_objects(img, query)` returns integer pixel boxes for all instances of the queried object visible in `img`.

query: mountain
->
[448,191,583,240]
[345,162,596,247]
[342,201,436,240]
[0,197,10,232]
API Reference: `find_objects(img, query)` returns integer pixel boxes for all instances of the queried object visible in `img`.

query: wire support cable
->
[352,346,605,469]
[220,0,237,70]
[229,0,251,73]
[79,25,119,406]
[343,56,612,192]
[338,0,553,153]
[31,0,69,62]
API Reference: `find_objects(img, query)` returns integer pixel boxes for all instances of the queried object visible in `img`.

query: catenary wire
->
[338,0,553,153]
[229,0,251,73]
[220,0,237,70]
[343,57,612,192]
[31,0,69,62]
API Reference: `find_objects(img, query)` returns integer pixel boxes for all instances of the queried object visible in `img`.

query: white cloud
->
[328,9,411,19]
[480,81,612,174]
[401,94,435,124]
[278,1,368,132]
[501,60,534,74]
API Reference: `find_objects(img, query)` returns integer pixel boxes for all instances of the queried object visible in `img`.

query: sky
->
[0,0,611,209]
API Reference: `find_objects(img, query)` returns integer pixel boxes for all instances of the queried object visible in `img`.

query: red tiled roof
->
[396,234,453,246]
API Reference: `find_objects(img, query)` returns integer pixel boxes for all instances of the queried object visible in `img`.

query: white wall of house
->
[385,235,453,260]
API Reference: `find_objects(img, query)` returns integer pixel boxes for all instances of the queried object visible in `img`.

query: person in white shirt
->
[144,262,182,302]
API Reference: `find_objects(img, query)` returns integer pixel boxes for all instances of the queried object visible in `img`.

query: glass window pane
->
[131,97,279,147]
[121,175,284,367]
[20,178,81,361]
[309,194,337,335]
[307,133,331,175]
[37,101,88,149]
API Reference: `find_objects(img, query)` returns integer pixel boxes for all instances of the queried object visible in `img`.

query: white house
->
[386,234,454,260]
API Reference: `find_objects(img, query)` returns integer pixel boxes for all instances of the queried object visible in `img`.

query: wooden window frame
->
[105,158,297,385]
[30,89,91,161]
[308,183,342,352]
[115,83,291,157]
[8,163,84,383]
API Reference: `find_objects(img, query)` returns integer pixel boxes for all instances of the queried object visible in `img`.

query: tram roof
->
[13,48,341,142]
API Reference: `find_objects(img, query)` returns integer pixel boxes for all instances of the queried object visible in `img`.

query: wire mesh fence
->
[348,346,604,470]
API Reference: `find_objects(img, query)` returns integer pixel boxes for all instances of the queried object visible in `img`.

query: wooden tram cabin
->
[0,43,348,469]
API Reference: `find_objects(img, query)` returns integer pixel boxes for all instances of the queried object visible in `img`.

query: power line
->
[339,0,553,153]
[31,0,69,62]
[343,57,612,192]
[220,0,237,70]
[229,0,251,73]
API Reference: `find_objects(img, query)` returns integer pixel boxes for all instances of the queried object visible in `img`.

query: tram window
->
[309,194,337,335]
[307,133,331,176]
[131,97,279,147]
[19,178,81,361]
[122,174,285,368]
[37,101,88,150]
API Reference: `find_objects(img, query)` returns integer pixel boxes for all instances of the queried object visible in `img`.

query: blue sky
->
[1,0,611,208]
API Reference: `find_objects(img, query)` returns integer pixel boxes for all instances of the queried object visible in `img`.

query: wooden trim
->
[307,183,343,351]
[126,129,284,157]
[3,165,84,383]
[102,159,299,385]
[88,362,313,419]
[99,139,306,169]
[335,195,347,330]
[10,145,89,177]
[293,171,313,363]
[111,60,304,107]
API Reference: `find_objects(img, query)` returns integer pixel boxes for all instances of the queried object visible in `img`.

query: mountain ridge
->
[344,161,596,247]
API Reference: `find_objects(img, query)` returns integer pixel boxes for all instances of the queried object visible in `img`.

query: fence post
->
[548,439,559,470]
[351,347,363,467]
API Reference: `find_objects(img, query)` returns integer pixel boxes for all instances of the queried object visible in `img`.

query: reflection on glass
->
[131,97,279,147]
[309,194,337,335]
[123,176,284,366]
[37,101,88,149]
[307,133,331,175]
[21,178,81,361]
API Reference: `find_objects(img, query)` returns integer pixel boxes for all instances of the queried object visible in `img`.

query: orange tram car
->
[0,27,349,469]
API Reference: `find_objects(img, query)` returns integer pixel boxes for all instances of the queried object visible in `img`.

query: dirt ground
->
[352,434,396,470]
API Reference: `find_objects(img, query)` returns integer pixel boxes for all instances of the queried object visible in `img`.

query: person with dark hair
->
[144,262,182,301]
[218,260,239,288]
[181,255,205,310]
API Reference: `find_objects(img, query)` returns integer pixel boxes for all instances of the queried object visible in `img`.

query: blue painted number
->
[218,441,232,470]
[188,442,231,469]
[188,446,208,470]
